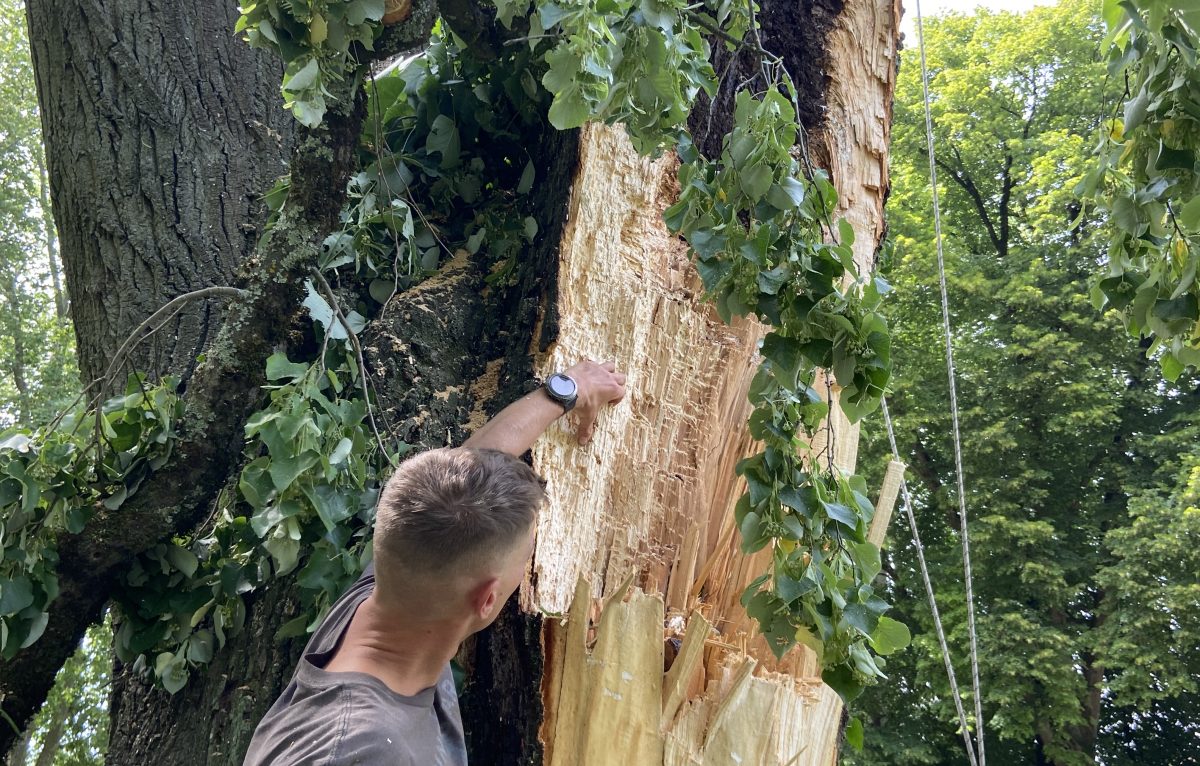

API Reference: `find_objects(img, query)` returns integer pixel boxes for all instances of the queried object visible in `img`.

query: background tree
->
[846,3,1200,764]
[0,0,74,427]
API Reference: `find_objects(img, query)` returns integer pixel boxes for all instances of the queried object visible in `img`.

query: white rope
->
[881,398,979,766]
[913,1,986,763]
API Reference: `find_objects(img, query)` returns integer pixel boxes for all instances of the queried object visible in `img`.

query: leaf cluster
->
[1081,0,1200,379]
[110,348,389,693]
[236,0,389,126]
[0,377,180,659]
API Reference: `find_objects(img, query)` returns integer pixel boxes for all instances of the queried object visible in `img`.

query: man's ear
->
[473,577,502,620]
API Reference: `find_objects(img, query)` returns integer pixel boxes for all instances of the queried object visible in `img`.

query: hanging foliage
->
[1082,0,1200,380]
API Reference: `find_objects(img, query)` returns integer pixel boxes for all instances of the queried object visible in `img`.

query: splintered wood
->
[526,124,763,618]
[543,581,845,766]
[530,1,901,762]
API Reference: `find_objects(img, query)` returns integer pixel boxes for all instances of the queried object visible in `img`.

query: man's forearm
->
[461,390,564,456]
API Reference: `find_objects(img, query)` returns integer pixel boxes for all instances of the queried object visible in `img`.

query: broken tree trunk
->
[525,0,901,762]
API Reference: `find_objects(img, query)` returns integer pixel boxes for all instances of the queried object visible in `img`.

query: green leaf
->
[517,160,536,194]
[822,500,858,528]
[303,483,354,532]
[186,630,215,663]
[1178,195,1200,230]
[739,164,773,201]
[161,658,189,694]
[739,510,767,553]
[1161,352,1185,381]
[845,716,864,752]
[870,615,911,655]
[760,333,803,385]
[276,614,312,639]
[775,573,815,604]
[779,487,809,516]
[283,58,320,93]
[264,533,301,576]
[239,458,275,509]
[843,602,879,636]
[0,576,34,616]
[265,353,309,382]
[269,451,320,492]
[19,611,48,649]
[426,115,462,167]
[166,546,199,578]
[850,541,881,582]
[548,88,591,130]
[822,663,865,703]
[346,0,385,25]
[329,437,354,465]
[292,97,327,129]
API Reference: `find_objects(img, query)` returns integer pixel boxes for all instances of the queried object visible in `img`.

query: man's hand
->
[461,360,627,456]
[562,360,626,446]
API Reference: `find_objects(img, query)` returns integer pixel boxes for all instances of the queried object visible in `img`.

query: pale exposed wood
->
[700,658,757,753]
[666,524,702,612]
[662,613,711,730]
[548,582,666,766]
[527,123,764,617]
[869,460,905,546]
[532,0,901,762]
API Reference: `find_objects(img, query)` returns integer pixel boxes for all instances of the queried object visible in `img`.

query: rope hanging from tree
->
[880,399,979,766]
[875,2,988,763]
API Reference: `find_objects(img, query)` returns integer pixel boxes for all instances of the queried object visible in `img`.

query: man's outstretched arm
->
[461,360,626,456]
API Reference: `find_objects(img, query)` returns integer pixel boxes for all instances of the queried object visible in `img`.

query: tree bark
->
[25,0,294,386]
[4,0,432,757]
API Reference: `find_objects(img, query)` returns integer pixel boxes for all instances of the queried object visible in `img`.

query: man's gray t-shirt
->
[243,565,467,765]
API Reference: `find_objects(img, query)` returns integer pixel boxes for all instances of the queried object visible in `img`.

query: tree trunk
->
[25,0,294,386]
[9,0,898,763]
[4,732,30,766]
[7,0,294,756]
[30,697,67,766]
[1,274,32,425]
[35,151,65,323]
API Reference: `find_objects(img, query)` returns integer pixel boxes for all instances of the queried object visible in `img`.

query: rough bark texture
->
[105,580,308,765]
[689,0,846,159]
[25,0,293,386]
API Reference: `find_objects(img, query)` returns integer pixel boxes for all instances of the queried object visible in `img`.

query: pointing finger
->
[576,406,598,445]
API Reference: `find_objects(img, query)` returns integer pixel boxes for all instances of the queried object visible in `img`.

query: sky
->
[899,0,1057,37]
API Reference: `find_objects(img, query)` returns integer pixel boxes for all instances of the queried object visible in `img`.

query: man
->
[244,360,626,765]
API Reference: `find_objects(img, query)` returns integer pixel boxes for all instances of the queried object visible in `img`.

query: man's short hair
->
[373,447,545,583]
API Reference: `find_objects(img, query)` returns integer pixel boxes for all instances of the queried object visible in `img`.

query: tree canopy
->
[847,2,1200,764]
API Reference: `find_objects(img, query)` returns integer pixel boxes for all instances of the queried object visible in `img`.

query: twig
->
[88,287,243,464]
[0,705,18,736]
[310,270,398,467]
[688,11,780,63]
[102,287,246,393]
[503,33,556,46]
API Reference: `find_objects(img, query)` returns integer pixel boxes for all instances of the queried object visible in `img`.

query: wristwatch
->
[543,373,578,412]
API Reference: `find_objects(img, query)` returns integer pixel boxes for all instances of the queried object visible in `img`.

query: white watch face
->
[548,374,576,398]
